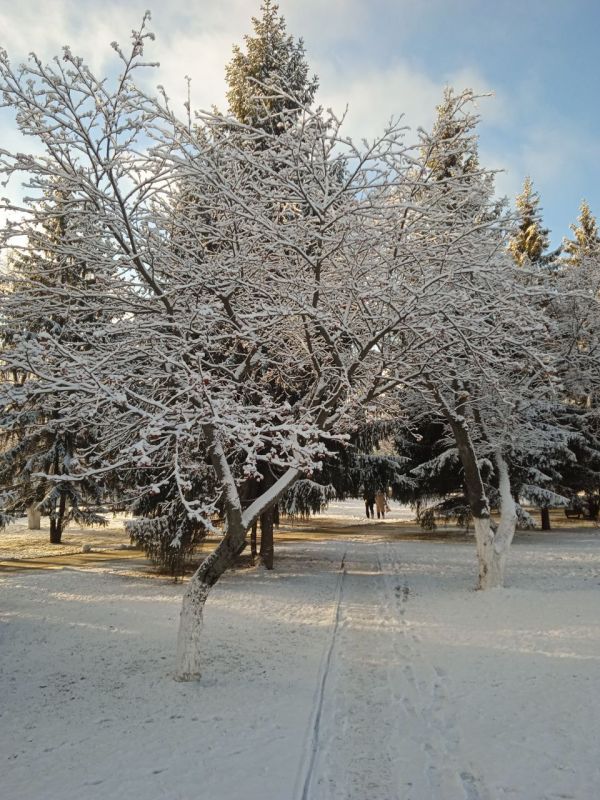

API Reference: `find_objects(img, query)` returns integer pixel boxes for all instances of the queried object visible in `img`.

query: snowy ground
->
[312,499,417,523]
[1,516,600,799]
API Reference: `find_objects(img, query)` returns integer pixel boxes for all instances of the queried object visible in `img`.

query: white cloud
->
[1,0,596,240]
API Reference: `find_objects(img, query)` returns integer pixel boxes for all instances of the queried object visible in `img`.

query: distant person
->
[375,491,389,520]
[364,491,375,519]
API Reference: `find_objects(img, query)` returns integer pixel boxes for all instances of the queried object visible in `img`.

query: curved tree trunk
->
[174,424,299,681]
[434,386,517,589]
[175,525,246,681]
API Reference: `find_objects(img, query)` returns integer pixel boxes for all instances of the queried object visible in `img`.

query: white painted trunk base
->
[473,517,511,589]
[27,506,41,530]
[175,580,210,681]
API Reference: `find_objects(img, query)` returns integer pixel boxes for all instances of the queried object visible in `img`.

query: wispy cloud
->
[1,0,598,244]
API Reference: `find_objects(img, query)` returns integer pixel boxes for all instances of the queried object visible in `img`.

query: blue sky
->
[2,0,599,246]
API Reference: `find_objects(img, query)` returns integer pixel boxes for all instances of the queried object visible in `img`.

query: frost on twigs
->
[1,20,595,622]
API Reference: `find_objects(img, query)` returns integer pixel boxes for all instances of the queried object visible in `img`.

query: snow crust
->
[1,528,599,799]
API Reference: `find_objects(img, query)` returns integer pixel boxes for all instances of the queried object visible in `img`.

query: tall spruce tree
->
[563,200,600,265]
[549,201,600,521]
[508,177,556,266]
[130,4,321,573]
[0,186,105,542]
[424,87,481,182]
[391,89,501,527]
[505,177,565,528]
[225,0,318,136]
[125,2,320,573]
[223,2,319,567]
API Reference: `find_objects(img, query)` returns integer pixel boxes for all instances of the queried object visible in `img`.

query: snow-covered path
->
[299,540,489,800]
[2,531,600,799]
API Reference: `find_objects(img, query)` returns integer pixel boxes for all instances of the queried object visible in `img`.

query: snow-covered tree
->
[0,186,105,541]
[0,20,458,678]
[549,213,600,519]
[225,3,320,566]
[508,176,557,266]
[563,200,600,266]
[396,91,561,587]
[225,0,318,135]
[0,20,573,680]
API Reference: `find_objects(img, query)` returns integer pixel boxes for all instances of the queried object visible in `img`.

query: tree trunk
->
[259,508,274,570]
[49,492,67,544]
[541,507,551,531]
[27,505,41,530]
[472,454,517,589]
[434,388,516,589]
[257,465,276,569]
[175,524,246,681]
[250,521,257,563]
[473,517,507,589]
[49,515,62,544]
[49,520,60,544]
[174,426,299,681]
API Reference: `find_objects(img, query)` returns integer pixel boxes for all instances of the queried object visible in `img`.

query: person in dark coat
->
[364,490,375,519]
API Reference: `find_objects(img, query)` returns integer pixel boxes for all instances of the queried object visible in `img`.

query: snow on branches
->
[1,19,589,674]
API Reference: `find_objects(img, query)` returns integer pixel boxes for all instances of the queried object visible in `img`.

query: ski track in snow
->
[298,540,490,800]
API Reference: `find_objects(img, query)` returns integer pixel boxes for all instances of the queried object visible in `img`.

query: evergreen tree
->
[0,186,105,542]
[124,0,320,573]
[549,205,600,520]
[124,2,321,572]
[563,200,600,265]
[225,0,318,135]
[223,2,318,566]
[508,177,556,266]
[125,459,217,577]
[424,87,481,182]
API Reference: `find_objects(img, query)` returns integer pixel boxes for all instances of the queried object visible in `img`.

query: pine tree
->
[508,177,555,266]
[424,87,481,182]
[550,202,600,520]
[124,3,320,573]
[223,3,318,567]
[125,459,216,577]
[225,0,318,135]
[563,200,600,265]
[0,186,105,542]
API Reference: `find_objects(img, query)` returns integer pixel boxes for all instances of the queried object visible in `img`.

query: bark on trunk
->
[541,507,551,531]
[473,454,517,589]
[175,524,246,681]
[250,522,257,563]
[49,493,67,544]
[433,387,516,589]
[174,425,300,681]
[27,505,41,530]
[473,517,506,589]
[259,509,274,570]
[49,516,62,544]
[258,467,276,569]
